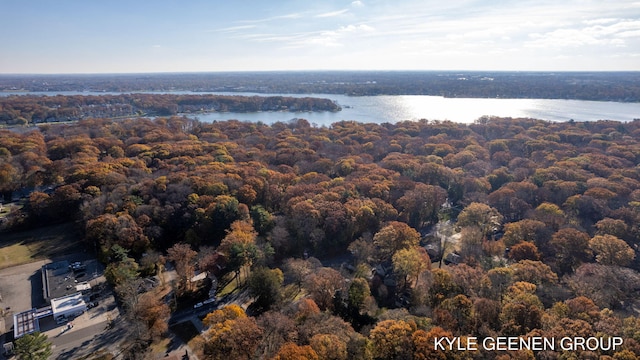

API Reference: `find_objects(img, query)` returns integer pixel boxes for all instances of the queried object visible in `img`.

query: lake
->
[3,91,640,125]
[190,94,640,125]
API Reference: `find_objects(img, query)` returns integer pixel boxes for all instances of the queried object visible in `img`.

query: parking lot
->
[0,253,123,359]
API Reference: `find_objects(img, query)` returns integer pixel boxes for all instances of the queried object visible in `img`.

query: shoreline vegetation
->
[2,71,640,101]
[0,93,341,126]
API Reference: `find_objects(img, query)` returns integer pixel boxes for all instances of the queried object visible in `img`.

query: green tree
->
[104,245,139,286]
[14,332,52,360]
[348,277,371,311]
[247,267,284,311]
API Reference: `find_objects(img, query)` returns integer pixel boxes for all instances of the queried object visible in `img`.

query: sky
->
[1,0,640,73]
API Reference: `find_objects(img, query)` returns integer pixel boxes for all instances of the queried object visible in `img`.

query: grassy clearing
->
[0,222,83,269]
[216,266,251,297]
[147,337,171,357]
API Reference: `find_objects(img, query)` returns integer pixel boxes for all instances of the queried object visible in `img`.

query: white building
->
[50,293,86,320]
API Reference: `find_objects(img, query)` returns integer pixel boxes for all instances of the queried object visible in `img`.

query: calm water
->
[192,94,640,125]
[3,91,640,125]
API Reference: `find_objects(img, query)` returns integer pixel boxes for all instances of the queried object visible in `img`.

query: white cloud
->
[239,13,303,24]
[526,19,640,48]
[214,25,257,33]
[278,23,375,49]
[583,18,619,25]
[339,24,374,32]
[351,1,364,7]
[316,9,349,18]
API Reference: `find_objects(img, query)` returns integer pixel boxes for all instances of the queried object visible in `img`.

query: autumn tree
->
[166,242,197,294]
[392,247,431,290]
[429,268,461,307]
[256,311,298,359]
[484,267,514,300]
[201,304,263,360]
[532,202,565,231]
[202,304,246,328]
[203,194,246,243]
[202,316,262,360]
[413,326,456,360]
[595,217,630,240]
[283,257,321,289]
[369,319,417,360]
[140,249,166,285]
[134,291,170,341]
[501,219,549,248]
[456,202,503,239]
[373,221,421,260]
[510,260,558,286]
[310,333,349,360]
[508,242,541,261]
[272,343,319,360]
[500,282,544,335]
[550,228,592,274]
[565,296,601,323]
[218,220,260,282]
[438,294,474,333]
[396,183,447,228]
[304,267,345,311]
[86,213,150,259]
[589,234,635,267]
[566,263,640,309]
[348,234,375,265]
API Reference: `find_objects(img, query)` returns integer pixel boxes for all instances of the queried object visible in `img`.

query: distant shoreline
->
[1,71,639,102]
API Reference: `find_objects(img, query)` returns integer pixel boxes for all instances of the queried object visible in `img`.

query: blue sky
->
[1,0,640,73]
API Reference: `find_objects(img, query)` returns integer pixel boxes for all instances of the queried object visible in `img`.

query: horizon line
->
[2,69,640,76]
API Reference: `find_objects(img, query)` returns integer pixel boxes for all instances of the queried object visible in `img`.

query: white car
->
[203,297,216,305]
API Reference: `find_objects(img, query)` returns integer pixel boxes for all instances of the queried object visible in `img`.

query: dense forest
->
[2,71,640,101]
[2,115,640,359]
[0,93,340,125]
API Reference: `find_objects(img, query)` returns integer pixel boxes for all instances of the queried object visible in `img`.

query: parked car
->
[203,297,216,305]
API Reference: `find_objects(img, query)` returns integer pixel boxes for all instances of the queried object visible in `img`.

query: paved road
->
[51,322,106,355]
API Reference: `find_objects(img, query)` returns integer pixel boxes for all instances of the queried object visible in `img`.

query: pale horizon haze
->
[1,0,640,74]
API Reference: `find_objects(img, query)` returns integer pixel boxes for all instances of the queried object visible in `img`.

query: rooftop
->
[13,309,39,339]
[50,293,85,315]
[42,260,88,301]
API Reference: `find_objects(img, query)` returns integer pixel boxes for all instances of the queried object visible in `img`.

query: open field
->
[0,223,84,269]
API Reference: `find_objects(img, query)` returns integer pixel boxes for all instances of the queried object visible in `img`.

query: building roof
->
[50,293,86,317]
[13,309,39,339]
[43,260,85,300]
